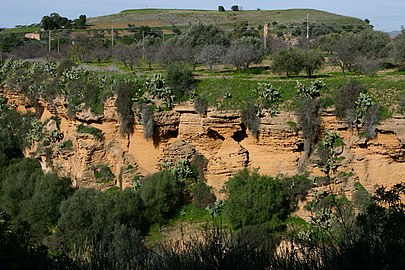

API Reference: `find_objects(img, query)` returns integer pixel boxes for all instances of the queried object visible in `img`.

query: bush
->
[272,47,304,77]
[223,169,289,229]
[194,96,208,116]
[335,79,365,125]
[165,63,195,101]
[93,164,115,183]
[241,104,260,139]
[138,170,184,224]
[363,103,380,139]
[76,124,103,139]
[116,80,137,135]
[191,181,216,208]
[141,104,154,139]
[297,98,321,154]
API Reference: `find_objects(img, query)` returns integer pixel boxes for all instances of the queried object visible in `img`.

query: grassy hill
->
[88,8,368,31]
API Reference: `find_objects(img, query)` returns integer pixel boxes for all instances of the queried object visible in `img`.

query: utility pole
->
[142,30,145,60]
[263,23,269,49]
[48,30,51,52]
[306,13,309,40]
[111,25,114,57]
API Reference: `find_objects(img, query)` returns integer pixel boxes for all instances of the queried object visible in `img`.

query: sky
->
[1,1,405,31]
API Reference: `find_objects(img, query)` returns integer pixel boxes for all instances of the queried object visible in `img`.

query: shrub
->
[272,47,304,77]
[363,103,380,139]
[165,63,195,101]
[140,104,154,139]
[138,170,184,224]
[241,104,260,139]
[76,124,103,139]
[223,169,289,229]
[115,80,137,135]
[297,98,321,154]
[191,181,216,208]
[194,96,208,116]
[335,79,365,123]
[93,164,115,183]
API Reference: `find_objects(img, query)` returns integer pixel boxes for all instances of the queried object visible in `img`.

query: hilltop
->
[87,8,368,31]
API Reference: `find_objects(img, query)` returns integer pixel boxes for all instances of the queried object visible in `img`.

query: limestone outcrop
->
[2,87,405,195]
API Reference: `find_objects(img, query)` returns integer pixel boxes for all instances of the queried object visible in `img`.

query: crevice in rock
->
[232,124,248,142]
[207,128,225,141]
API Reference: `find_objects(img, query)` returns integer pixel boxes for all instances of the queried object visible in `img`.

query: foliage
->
[334,79,365,125]
[144,74,174,109]
[256,82,282,114]
[20,174,73,238]
[241,104,260,139]
[0,158,43,218]
[140,104,154,139]
[225,37,263,70]
[272,47,304,77]
[297,98,321,154]
[165,63,195,101]
[197,44,226,69]
[315,131,345,179]
[194,96,208,116]
[76,124,103,139]
[355,91,374,127]
[176,23,230,48]
[115,79,139,135]
[138,170,184,224]
[296,79,325,99]
[363,103,380,139]
[392,31,405,66]
[57,188,101,247]
[93,164,115,183]
[302,49,324,77]
[191,181,216,209]
[223,169,289,229]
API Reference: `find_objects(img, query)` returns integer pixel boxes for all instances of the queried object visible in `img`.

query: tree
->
[231,5,239,11]
[271,47,304,77]
[0,33,22,52]
[225,36,263,70]
[0,158,43,218]
[218,6,225,12]
[197,44,226,69]
[302,49,324,77]
[58,188,101,247]
[176,24,230,48]
[332,33,360,75]
[113,44,142,70]
[392,31,405,67]
[20,174,73,237]
[138,170,184,224]
[223,169,289,229]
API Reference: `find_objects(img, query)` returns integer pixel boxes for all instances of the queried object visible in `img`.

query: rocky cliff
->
[2,86,405,196]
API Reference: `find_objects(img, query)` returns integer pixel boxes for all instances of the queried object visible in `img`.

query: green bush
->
[76,124,103,139]
[93,164,115,183]
[165,63,195,101]
[138,170,184,224]
[191,181,216,209]
[223,169,289,229]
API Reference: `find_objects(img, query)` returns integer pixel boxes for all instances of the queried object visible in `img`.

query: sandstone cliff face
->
[2,87,405,195]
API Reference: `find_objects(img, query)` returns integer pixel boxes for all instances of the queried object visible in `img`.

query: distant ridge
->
[87,8,368,31]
